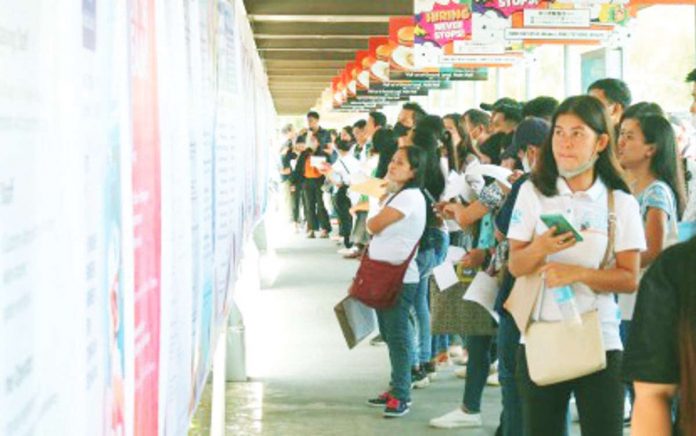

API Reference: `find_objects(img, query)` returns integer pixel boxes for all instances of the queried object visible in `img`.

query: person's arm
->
[540,249,640,293]
[366,206,404,235]
[641,207,668,268]
[441,200,489,228]
[508,229,576,277]
[631,382,678,436]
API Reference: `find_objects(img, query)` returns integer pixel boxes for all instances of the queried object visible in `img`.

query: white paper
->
[443,171,477,202]
[466,164,513,189]
[445,246,468,264]
[433,262,459,291]
[463,271,500,322]
[310,156,327,167]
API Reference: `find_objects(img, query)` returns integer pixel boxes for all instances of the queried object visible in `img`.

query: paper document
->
[445,246,467,264]
[466,164,512,188]
[443,171,476,202]
[433,262,459,291]
[310,156,327,167]
[463,271,500,322]
[349,177,387,198]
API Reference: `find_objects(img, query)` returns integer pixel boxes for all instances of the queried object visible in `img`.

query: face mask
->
[558,153,598,179]
[522,155,531,173]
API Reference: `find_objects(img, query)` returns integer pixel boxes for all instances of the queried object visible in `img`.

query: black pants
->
[302,178,330,232]
[332,187,353,239]
[285,181,302,223]
[516,347,624,436]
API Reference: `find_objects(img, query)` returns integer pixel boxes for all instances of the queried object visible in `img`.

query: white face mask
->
[522,155,532,173]
[558,153,598,179]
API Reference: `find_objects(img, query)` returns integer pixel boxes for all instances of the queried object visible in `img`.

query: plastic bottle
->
[551,285,582,324]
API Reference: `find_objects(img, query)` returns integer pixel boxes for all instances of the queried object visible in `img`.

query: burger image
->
[398,26,415,47]
[391,45,415,71]
[376,43,395,62]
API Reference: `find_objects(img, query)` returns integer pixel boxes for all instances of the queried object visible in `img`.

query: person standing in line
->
[295,131,331,239]
[330,127,360,250]
[587,78,632,129]
[616,111,686,420]
[279,124,302,231]
[623,235,696,436]
[365,146,427,418]
[508,95,645,436]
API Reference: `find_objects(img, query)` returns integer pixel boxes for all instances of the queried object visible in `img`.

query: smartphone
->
[540,213,584,242]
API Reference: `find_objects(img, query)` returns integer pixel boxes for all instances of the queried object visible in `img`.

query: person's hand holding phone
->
[533,226,577,256]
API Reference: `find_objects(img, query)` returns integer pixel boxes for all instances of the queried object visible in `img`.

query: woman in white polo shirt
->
[365,146,427,418]
[507,95,646,435]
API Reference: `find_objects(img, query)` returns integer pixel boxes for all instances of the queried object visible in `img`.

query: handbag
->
[334,295,377,349]
[348,190,420,309]
[430,272,497,336]
[524,191,616,386]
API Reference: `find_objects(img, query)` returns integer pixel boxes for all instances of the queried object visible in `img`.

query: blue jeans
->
[377,282,419,401]
[413,228,448,364]
[463,335,493,413]
[413,247,436,366]
[498,312,522,436]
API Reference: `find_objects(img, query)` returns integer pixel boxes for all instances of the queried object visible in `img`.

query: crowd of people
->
[276,72,696,435]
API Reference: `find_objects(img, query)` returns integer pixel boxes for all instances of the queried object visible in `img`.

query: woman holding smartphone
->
[507,95,645,435]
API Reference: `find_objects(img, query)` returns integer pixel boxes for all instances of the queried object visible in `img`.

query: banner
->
[129,0,162,434]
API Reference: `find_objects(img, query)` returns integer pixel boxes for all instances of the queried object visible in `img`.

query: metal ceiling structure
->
[244,0,413,115]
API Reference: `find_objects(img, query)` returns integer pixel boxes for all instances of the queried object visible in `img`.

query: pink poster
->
[129,0,161,435]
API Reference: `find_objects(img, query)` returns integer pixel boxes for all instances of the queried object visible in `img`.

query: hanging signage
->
[524,9,591,28]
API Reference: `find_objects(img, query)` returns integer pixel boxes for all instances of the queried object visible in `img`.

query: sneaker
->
[369,335,386,346]
[454,367,468,379]
[623,396,632,425]
[452,354,469,366]
[435,351,451,367]
[411,368,430,389]
[343,247,362,259]
[486,372,500,386]
[319,230,330,239]
[448,345,464,358]
[330,235,342,242]
[383,397,410,418]
[430,408,482,428]
[337,247,354,256]
[307,231,316,239]
[367,392,412,408]
[423,361,437,378]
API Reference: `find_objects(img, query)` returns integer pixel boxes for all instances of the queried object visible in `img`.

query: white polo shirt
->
[507,177,646,351]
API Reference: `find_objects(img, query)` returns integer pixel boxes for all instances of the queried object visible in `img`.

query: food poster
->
[388,16,442,82]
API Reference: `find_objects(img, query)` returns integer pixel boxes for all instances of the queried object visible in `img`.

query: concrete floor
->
[190,208,628,436]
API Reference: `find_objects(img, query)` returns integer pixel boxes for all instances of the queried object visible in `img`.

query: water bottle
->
[551,285,582,324]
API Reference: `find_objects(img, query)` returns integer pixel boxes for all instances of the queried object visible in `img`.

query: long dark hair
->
[627,114,687,219]
[399,145,427,190]
[532,95,630,197]
[443,113,467,172]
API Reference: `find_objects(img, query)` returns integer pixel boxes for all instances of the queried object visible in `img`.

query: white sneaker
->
[448,345,464,358]
[489,360,498,374]
[454,367,468,379]
[430,408,482,429]
[486,372,500,387]
[337,247,353,255]
[452,355,469,366]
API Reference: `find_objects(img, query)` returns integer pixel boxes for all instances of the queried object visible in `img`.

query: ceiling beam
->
[243,0,412,16]
[261,51,357,61]
[256,39,368,50]
[251,22,388,37]
[263,59,352,69]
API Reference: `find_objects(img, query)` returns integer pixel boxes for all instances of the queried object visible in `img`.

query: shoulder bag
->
[349,190,420,309]
[524,190,616,386]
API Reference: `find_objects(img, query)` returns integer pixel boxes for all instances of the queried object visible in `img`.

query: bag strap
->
[599,190,616,270]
